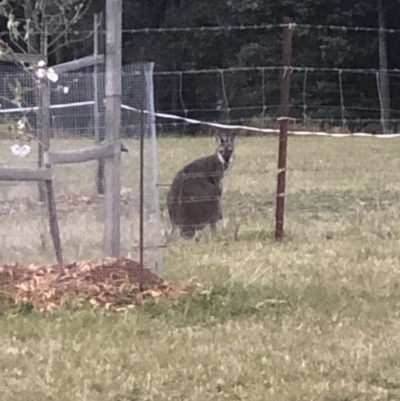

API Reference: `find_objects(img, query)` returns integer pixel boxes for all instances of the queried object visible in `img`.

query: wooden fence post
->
[103,0,122,256]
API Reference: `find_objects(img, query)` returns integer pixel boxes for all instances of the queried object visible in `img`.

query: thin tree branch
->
[48,30,94,56]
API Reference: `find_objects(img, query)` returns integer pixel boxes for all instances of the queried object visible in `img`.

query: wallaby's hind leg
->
[210,222,217,236]
[180,225,196,239]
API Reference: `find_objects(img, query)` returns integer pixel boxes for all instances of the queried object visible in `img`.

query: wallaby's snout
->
[219,142,234,163]
[217,135,235,167]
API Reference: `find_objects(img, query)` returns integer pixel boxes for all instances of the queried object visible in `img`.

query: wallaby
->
[167,134,235,239]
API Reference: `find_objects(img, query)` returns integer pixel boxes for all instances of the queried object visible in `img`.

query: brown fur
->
[167,135,235,239]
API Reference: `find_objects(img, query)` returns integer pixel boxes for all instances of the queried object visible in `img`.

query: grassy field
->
[1,135,400,400]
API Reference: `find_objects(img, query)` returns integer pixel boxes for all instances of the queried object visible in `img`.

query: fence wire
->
[2,21,400,287]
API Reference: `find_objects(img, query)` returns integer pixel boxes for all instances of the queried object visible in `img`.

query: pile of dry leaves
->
[0,258,189,312]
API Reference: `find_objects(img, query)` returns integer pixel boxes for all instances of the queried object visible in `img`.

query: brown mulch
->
[0,258,190,312]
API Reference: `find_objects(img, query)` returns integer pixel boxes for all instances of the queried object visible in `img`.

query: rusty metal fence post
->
[275,17,295,241]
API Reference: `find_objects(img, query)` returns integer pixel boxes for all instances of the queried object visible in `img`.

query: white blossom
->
[11,144,31,157]
[17,119,25,130]
[47,68,59,83]
[36,68,46,79]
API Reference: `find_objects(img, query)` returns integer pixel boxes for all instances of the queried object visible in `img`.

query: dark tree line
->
[2,0,400,133]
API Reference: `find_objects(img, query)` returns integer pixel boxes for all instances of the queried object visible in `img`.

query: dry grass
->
[1,135,400,400]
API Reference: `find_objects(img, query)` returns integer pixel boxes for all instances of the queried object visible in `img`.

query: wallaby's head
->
[215,134,235,167]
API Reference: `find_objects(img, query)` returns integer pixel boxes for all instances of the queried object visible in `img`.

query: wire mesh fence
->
[122,21,400,135]
[0,62,164,278]
[151,67,400,134]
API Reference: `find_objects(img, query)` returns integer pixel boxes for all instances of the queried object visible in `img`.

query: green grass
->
[2,135,400,400]
[2,280,400,401]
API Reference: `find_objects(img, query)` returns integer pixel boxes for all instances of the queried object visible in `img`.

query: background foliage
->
[1,0,400,132]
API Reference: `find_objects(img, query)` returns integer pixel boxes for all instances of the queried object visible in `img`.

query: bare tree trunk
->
[378,0,390,133]
[23,0,46,204]
[96,13,106,194]
[23,0,40,53]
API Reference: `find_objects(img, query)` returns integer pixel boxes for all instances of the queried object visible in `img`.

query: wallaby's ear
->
[221,133,235,145]
[215,134,223,144]
[215,133,235,145]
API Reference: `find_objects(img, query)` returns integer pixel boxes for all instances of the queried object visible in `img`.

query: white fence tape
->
[0,100,398,139]
[121,104,400,138]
